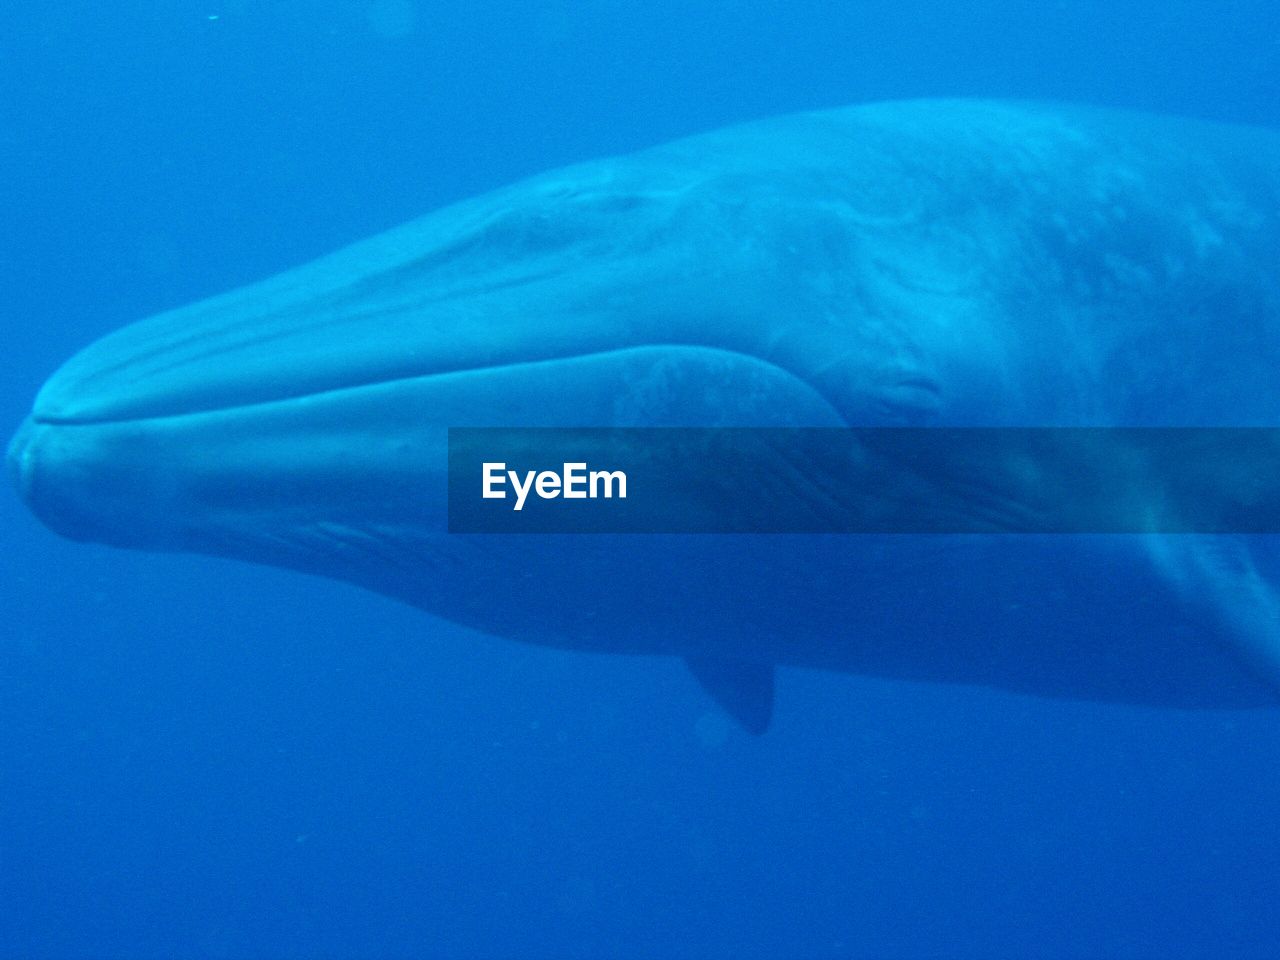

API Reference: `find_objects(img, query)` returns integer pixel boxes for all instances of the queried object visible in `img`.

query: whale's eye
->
[874,376,944,423]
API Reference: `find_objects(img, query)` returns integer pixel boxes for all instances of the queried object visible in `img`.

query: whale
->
[9,99,1280,732]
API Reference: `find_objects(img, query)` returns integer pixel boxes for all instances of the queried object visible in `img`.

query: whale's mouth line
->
[31,344,810,430]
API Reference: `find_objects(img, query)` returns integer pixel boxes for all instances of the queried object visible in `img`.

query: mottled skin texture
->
[10,100,1280,715]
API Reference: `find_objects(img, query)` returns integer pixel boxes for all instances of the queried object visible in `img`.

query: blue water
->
[4,4,1280,958]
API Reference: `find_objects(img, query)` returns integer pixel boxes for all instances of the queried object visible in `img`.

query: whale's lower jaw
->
[9,345,839,553]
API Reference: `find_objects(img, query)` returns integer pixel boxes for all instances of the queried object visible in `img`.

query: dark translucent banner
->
[446,428,1280,534]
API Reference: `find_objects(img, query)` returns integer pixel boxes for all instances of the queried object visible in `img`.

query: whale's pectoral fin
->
[685,657,775,735]
[1148,535,1280,695]
[1189,538,1280,693]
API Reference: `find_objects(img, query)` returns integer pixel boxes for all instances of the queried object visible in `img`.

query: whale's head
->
[9,114,986,585]
[15,100,1280,719]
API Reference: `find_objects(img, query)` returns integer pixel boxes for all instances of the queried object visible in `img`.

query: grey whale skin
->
[10,100,1280,731]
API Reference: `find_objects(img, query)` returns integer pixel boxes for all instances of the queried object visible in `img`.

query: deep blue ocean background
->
[4,3,1280,958]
